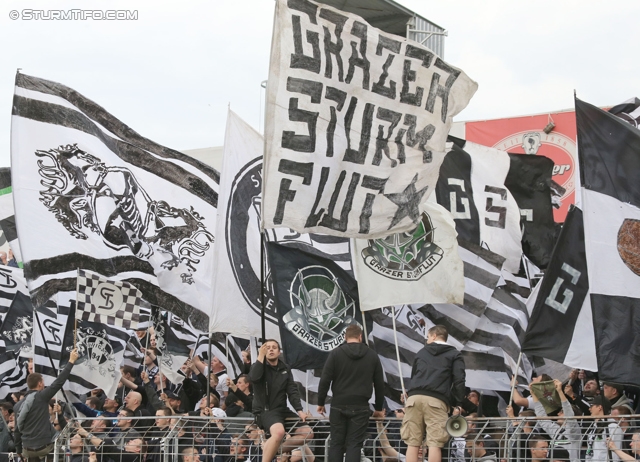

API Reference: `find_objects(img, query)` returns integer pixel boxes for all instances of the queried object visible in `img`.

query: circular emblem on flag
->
[226,157,278,324]
[75,328,116,377]
[283,265,358,351]
[361,213,444,280]
[92,282,124,315]
[618,218,640,276]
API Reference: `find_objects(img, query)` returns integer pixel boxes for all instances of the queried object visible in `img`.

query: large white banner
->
[11,73,218,330]
[262,0,477,238]
[353,201,463,311]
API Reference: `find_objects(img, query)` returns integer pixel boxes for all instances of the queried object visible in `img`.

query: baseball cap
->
[590,396,611,414]
[164,390,181,400]
[211,408,227,418]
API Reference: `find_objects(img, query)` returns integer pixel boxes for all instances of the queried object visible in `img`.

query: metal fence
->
[42,413,640,462]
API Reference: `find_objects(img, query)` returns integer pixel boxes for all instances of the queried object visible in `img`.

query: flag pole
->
[260,230,266,342]
[390,307,407,399]
[74,269,80,349]
[509,351,523,405]
[305,370,310,414]
[206,333,212,408]
[360,311,369,346]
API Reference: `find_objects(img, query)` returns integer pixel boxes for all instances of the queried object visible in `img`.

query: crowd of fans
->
[0,328,638,462]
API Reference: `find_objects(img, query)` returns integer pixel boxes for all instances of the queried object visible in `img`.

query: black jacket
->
[317,342,385,410]
[408,342,465,408]
[248,359,302,414]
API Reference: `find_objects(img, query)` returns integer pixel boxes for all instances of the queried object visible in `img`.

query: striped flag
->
[32,299,71,386]
[11,73,219,330]
[0,292,34,358]
[0,353,28,398]
[0,266,29,323]
[194,333,248,379]
[0,168,22,265]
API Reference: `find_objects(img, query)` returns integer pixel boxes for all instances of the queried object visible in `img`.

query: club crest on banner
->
[284,265,359,351]
[618,218,640,276]
[36,144,214,284]
[0,268,18,289]
[361,213,443,280]
[2,316,32,356]
[72,328,116,377]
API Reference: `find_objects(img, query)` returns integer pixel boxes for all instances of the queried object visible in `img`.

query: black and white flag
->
[11,73,219,330]
[0,292,33,358]
[33,300,72,386]
[194,333,248,379]
[261,0,477,238]
[576,98,640,385]
[62,304,130,398]
[76,269,144,330]
[504,154,555,269]
[435,140,523,273]
[210,109,354,338]
[368,304,426,408]
[0,352,28,398]
[267,242,366,370]
[0,266,29,323]
[152,310,190,385]
[609,97,640,128]
[352,200,464,311]
[0,168,22,264]
[522,206,596,371]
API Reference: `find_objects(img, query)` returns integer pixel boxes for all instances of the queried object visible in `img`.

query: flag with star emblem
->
[352,200,464,311]
[261,0,477,238]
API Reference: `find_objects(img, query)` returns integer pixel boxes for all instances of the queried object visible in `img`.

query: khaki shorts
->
[400,395,449,448]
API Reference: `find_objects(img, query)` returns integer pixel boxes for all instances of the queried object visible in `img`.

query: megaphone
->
[446,415,468,437]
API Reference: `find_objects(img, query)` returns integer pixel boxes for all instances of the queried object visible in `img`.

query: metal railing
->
[36,413,640,462]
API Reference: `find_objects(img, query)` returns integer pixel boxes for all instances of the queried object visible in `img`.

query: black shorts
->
[256,408,300,434]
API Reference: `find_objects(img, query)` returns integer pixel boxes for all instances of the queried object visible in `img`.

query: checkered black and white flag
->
[76,269,145,330]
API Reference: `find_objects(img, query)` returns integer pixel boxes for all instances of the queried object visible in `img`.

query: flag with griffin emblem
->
[267,242,368,370]
[11,73,219,331]
[0,292,33,358]
[76,269,144,330]
[352,200,464,311]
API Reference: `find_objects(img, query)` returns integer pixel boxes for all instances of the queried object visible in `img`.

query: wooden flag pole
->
[509,351,523,405]
[390,307,407,400]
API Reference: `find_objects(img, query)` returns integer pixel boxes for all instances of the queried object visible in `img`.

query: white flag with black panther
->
[211,109,354,338]
[11,73,219,330]
[262,0,477,238]
[353,200,464,311]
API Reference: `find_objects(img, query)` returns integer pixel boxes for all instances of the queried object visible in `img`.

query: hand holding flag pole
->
[508,352,523,405]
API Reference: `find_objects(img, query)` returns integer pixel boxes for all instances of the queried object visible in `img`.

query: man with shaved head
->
[124,391,152,430]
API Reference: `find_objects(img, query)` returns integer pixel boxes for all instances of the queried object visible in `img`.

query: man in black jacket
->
[317,324,385,462]
[249,339,313,462]
[402,325,465,462]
